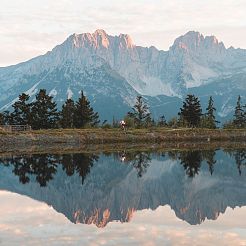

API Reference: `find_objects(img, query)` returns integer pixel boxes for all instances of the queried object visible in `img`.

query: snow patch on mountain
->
[25,82,40,97]
[185,63,218,88]
[67,88,73,99]
[218,103,234,118]
[49,88,57,98]
[0,97,18,111]
[134,76,177,97]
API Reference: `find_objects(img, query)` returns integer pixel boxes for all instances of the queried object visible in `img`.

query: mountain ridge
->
[0,29,245,121]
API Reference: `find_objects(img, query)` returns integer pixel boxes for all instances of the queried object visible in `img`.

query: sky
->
[0,0,246,67]
[1,190,246,245]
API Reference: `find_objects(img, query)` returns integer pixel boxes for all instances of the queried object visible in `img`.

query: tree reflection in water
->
[118,149,218,178]
[226,149,246,175]
[0,155,58,186]
[0,153,98,187]
[168,149,217,178]
[202,150,217,175]
[118,151,152,177]
[235,150,246,175]
[61,153,98,184]
[178,151,202,177]
[1,148,245,187]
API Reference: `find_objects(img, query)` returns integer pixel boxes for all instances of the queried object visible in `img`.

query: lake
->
[0,147,246,245]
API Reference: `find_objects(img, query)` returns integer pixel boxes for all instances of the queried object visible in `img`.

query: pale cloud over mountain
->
[0,0,246,66]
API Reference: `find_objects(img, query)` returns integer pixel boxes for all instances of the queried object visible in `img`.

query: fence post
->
[0,125,32,132]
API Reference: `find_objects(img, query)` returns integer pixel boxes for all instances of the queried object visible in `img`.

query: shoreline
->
[0,128,246,155]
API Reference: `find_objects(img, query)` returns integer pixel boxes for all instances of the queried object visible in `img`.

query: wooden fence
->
[0,125,32,132]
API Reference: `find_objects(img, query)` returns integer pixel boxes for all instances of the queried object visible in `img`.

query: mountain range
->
[1,29,246,121]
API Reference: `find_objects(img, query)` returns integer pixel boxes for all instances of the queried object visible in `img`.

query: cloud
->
[0,0,246,66]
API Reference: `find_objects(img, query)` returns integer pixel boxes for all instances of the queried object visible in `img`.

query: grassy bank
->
[0,128,246,154]
[1,141,246,158]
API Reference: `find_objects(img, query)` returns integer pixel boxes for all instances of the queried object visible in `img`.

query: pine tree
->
[127,96,151,128]
[244,104,246,125]
[74,91,100,128]
[158,115,167,127]
[2,111,12,125]
[10,93,31,125]
[30,89,60,129]
[0,112,4,125]
[203,96,219,129]
[145,114,154,127]
[233,95,245,128]
[60,99,76,128]
[112,117,118,128]
[178,94,202,127]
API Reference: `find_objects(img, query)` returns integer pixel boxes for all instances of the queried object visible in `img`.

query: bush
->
[124,115,135,128]
[223,120,235,129]
[168,117,178,128]
[102,123,112,129]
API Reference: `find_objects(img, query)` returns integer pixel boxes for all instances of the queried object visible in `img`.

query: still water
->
[0,148,246,245]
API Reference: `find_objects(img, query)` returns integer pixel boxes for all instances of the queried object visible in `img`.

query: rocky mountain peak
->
[93,29,108,37]
[118,33,135,48]
[171,31,225,53]
[69,29,110,49]
[93,29,110,49]
[204,35,225,50]
[171,31,204,51]
[68,29,135,50]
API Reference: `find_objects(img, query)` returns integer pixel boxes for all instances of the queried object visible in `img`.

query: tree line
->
[0,89,99,129]
[124,94,245,129]
[0,89,245,129]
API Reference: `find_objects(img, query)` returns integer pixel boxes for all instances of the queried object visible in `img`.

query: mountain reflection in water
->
[0,148,246,228]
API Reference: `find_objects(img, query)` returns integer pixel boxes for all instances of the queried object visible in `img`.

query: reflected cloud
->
[0,191,246,245]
